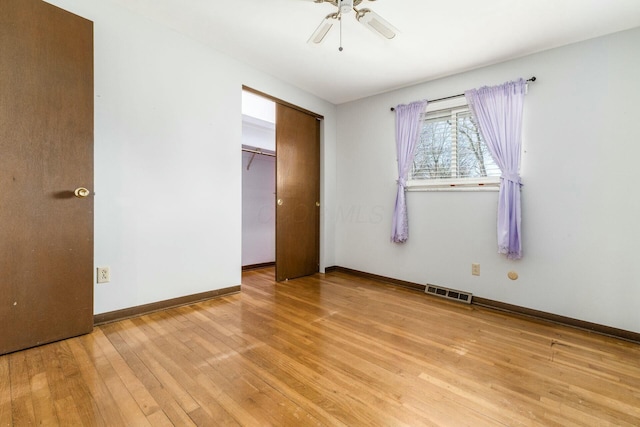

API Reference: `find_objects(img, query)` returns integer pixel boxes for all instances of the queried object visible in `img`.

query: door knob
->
[316,201,320,207]
[277,199,283,206]
[74,187,90,198]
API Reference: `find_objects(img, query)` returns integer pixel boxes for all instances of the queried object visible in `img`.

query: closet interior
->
[242,91,276,268]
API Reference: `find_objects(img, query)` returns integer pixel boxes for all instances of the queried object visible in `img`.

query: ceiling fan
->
[308,0,397,48]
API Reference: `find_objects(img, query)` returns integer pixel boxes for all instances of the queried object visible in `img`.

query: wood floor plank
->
[109,320,202,414]
[1,267,640,425]
[141,308,306,425]
[0,356,12,426]
[144,408,174,427]
[241,282,551,426]
[157,308,324,426]
[66,337,146,426]
[52,395,85,426]
[113,317,242,426]
[127,318,244,425]
[181,319,326,426]
[233,301,449,425]
[47,340,106,426]
[8,351,36,426]
[85,328,161,418]
[178,312,350,426]
[38,342,72,421]
[24,347,57,426]
[99,322,198,427]
[37,343,88,427]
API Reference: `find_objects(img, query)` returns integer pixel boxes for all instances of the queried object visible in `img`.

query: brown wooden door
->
[275,104,320,281]
[0,0,94,355]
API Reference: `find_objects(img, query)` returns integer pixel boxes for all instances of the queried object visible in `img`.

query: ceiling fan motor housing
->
[339,0,353,14]
[308,0,396,45]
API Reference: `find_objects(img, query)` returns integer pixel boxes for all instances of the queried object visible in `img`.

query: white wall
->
[242,91,276,129]
[335,27,640,333]
[45,0,337,314]
[43,0,638,333]
[242,118,276,152]
[242,151,275,266]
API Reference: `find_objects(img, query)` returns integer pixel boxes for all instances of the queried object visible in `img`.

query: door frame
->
[241,86,324,278]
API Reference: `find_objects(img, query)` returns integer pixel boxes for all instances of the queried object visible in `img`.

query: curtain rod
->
[389,77,537,112]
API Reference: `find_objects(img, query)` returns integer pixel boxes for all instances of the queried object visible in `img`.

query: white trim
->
[426,95,467,112]
[406,177,500,192]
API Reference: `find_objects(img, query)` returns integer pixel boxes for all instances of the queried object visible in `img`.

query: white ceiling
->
[107,0,640,104]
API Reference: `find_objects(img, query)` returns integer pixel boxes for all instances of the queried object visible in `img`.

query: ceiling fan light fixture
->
[356,8,397,39]
[308,13,339,44]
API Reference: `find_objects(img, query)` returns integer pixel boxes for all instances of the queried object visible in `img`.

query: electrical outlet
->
[471,263,480,276]
[97,267,110,283]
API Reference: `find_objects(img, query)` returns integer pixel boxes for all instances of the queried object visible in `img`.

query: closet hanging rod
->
[242,148,276,157]
[389,77,537,112]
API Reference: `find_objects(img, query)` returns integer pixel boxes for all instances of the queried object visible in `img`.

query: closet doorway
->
[242,91,276,270]
[241,88,321,281]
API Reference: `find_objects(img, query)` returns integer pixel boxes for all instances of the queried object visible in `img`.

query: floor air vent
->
[425,285,472,304]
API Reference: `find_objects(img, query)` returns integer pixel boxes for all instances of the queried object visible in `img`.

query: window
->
[408,97,500,191]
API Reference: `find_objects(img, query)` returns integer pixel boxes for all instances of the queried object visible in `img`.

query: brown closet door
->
[275,104,320,281]
[0,0,94,355]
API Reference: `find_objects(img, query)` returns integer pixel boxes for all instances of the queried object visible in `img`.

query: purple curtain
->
[391,100,428,243]
[465,79,526,259]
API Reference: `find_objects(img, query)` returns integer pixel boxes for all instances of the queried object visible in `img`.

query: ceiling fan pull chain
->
[339,15,344,52]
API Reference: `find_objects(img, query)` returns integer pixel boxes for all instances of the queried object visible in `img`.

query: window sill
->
[406,178,500,192]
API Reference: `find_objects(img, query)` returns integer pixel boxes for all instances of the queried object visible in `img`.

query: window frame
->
[406,96,500,192]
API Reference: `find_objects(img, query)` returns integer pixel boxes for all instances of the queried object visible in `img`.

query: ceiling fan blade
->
[308,13,339,44]
[356,8,397,40]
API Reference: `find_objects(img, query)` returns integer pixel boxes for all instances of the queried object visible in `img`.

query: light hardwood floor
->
[2,268,639,426]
